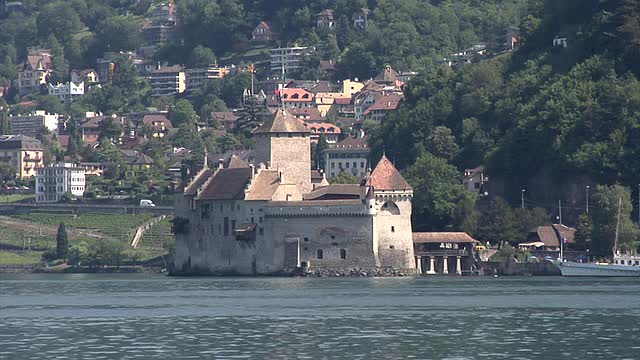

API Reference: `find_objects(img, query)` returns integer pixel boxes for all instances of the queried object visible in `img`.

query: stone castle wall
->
[374,194,415,270]
[269,135,311,194]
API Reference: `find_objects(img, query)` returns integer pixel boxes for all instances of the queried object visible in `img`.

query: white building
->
[270,46,314,74]
[36,162,86,203]
[323,133,370,180]
[9,110,60,136]
[48,81,85,102]
[185,65,231,96]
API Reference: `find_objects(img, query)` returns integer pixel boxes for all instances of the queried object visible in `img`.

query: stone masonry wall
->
[270,135,311,194]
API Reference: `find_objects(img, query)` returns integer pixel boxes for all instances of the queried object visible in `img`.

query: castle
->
[173,109,416,275]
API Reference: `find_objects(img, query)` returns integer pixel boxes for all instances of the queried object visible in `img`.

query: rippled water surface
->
[1,274,640,359]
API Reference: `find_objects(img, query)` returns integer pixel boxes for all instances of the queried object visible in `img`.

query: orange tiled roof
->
[280,88,314,102]
[369,155,411,191]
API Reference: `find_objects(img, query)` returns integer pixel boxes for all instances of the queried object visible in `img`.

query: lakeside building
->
[413,232,479,275]
[9,110,60,136]
[0,135,44,179]
[173,109,416,275]
[35,162,86,203]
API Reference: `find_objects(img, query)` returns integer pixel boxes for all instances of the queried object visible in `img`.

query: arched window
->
[340,249,347,259]
[317,249,323,259]
[380,201,400,215]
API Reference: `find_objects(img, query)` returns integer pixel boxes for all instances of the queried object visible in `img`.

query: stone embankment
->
[307,267,415,277]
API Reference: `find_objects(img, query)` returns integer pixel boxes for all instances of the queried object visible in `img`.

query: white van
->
[139,199,156,207]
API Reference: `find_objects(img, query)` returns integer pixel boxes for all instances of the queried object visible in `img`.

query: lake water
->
[1,274,639,359]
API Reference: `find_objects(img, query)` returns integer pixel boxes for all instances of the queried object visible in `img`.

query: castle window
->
[340,249,347,259]
[224,217,229,236]
[304,247,308,251]
[389,245,395,249]
[259,227,264,235]
[201,204,210,219]
[391,226,395,232]
[317,249,323,259]
[231,220,236,230]
[331,242,338,246]
[304,237,309,242]
[251,217,254,223]
[330,235,335,240]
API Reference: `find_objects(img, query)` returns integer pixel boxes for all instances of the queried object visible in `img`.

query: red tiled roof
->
[26,54,52,71]
[304,122,341,134]
[413,232,479,244]
[280,88,314,102]
[290,107,325,121]
[369,155,411,191]
[334,97,353,105]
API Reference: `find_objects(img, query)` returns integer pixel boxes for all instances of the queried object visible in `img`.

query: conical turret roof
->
[369,155,412,191]
[252,109,309,134]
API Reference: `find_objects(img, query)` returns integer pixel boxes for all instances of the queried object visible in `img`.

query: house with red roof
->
[280,88,314,109]
[303,122,341,144]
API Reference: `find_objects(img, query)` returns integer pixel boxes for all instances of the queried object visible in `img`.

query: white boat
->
[559,197,640,277]
[558,255,640,277]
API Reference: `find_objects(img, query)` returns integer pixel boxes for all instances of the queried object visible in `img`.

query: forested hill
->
[0,0,530,88]
[369,0,640,210]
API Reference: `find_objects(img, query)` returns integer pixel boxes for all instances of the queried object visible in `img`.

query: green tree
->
[513,207,550,243]
[0,163,16,183]
[98,118,124,142]
[56,223,69,260]
[68,241,89,268]
[476,197,518,246]
[331,172,360,184]
[36,2,81,44]
[235,97,266,136]
[405,153,476,231]
[96,15,143,53]
[590,185,638,254]
[425,126,460,162]
[574,213,592,250]
[188,45,216,67]
[170,99,197,128]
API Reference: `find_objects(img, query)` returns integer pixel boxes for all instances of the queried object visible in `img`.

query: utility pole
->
[586,185,590,214]
[558,199,562,225]
[521,189,525,209]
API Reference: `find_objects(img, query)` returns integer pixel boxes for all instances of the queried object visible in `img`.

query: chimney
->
[218,158,224,169]
[279,171,284,183]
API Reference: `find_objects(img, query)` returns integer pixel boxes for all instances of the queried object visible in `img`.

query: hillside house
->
[18,48,53,94]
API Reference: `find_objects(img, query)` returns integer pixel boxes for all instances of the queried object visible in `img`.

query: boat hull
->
[559,262,640,277]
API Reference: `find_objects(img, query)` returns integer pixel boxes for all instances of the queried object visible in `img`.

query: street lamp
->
[586,185,590,214]
[521,189,526,209]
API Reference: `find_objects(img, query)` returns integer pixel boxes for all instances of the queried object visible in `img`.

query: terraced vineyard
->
[13,214,157,240]
[0,213,173,265]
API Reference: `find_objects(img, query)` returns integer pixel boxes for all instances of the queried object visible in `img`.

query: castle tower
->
[369,155,415,269]
[252,109,312,193]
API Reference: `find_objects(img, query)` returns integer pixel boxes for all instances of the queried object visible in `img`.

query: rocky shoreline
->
[306,267,416,277]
